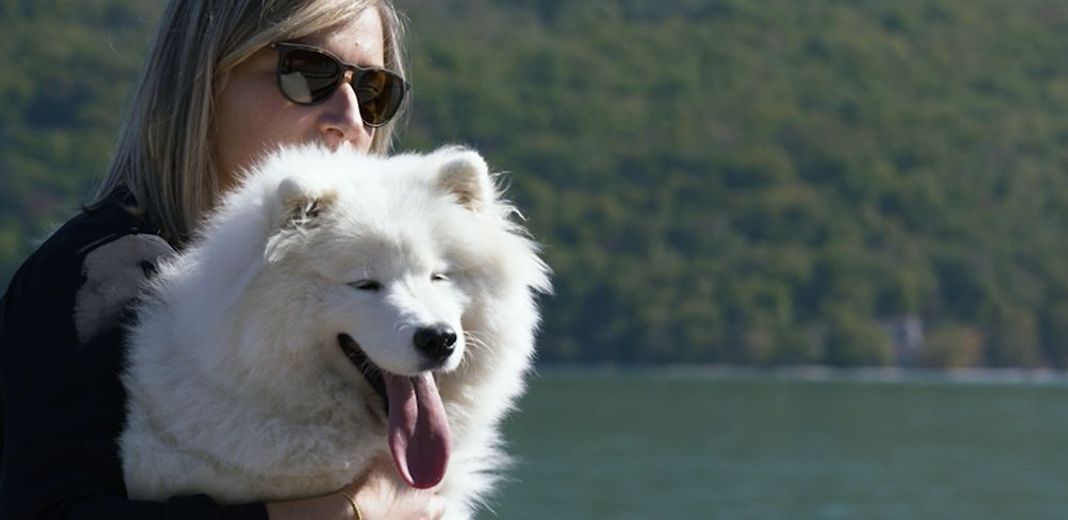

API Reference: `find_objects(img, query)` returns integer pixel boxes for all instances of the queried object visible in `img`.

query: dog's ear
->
[436,149,494,212]
[275,176,336,229]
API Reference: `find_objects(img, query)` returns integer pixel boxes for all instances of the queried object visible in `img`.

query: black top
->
[0,191,268,519]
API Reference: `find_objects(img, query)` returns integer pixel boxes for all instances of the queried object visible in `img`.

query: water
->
[485,368,1068,519]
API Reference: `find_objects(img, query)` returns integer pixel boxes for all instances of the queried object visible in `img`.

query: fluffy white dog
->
[119,145,550,518]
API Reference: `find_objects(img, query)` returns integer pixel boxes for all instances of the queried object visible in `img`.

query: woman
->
[0,1,443,518]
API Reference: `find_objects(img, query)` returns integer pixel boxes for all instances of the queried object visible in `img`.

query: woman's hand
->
[266,460,445,520]
[346,461,446,520]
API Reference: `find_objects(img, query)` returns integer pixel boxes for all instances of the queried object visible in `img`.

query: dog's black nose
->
[414,323,457,363]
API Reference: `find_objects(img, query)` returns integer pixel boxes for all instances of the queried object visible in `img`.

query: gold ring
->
[341,491,363,520]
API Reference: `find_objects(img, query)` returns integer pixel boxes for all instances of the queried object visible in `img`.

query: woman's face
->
[213,9,385,191]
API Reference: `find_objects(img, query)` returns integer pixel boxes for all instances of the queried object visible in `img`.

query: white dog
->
[119,145,550,518]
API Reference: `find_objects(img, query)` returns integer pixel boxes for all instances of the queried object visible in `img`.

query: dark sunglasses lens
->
[354,70,406,126]
[278,48,341,104]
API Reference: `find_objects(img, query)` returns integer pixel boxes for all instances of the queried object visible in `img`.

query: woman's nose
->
[318,77,371,150]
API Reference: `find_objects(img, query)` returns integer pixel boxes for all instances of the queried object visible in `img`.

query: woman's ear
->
[436,149,494,212]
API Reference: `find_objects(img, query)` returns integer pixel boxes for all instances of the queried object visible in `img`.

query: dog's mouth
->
[337,333,451,489]
[338,333,389,412]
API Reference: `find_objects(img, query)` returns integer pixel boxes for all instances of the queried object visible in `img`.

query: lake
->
[487,367,1068,519]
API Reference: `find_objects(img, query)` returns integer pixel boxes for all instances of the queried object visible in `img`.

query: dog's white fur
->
[119,145,550,518]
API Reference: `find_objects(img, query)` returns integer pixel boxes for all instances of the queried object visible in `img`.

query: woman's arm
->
[0,224,270,519]
[266,466,445,520]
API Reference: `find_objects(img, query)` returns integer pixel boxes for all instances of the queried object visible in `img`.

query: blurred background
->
[4,1,1068,518]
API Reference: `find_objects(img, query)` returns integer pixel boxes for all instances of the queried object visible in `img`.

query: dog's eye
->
[431,273,449,282]
[349,280,382,291]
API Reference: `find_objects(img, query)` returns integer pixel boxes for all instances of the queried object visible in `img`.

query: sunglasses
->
[269,42,409,128]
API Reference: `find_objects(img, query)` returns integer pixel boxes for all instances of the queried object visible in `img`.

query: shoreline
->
[532,363,1068,386]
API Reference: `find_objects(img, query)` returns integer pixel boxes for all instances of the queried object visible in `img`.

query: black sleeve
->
[0,233,269,520]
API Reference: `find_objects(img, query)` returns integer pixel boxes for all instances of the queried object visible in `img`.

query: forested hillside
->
[4,0,1068,368]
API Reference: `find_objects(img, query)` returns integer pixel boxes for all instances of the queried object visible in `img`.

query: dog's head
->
[235,145,532,488]
[261,148,503,375]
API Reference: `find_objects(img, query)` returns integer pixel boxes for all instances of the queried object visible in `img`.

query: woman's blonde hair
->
[92,0,408,244]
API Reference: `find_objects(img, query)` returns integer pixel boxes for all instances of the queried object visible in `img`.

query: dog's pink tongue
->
[385,372,450,489]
